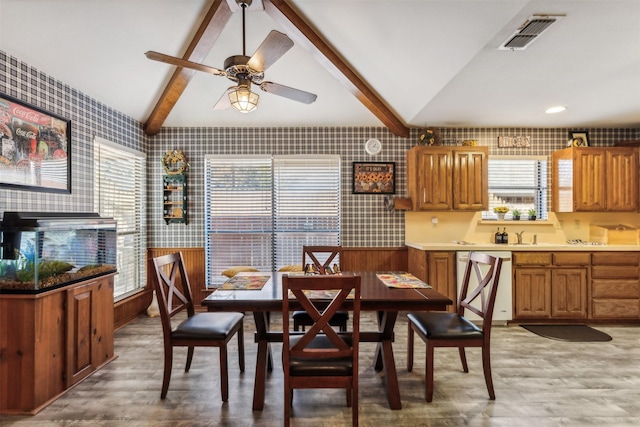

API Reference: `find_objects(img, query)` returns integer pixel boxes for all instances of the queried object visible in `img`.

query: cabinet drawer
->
[553,252,590,266]
[514,252,552,266]
[592,299,640,318]
[592,280,639,298]
[592,252,640,266]
[592,265,640,280]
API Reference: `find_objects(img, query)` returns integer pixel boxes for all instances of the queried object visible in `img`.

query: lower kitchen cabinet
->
[591,252,640,319]
[513,252,588,320]
[0,274,116,414]
[408,247,456,311]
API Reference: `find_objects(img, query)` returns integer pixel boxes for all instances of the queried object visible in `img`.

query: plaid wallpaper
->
[2,51,638,248]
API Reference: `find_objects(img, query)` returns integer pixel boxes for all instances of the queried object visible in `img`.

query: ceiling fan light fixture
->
[229,85,259,113]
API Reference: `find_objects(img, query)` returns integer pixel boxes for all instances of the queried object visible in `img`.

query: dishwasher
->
[456,251,512,324]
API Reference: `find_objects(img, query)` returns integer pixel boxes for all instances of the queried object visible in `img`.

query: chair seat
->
[172,312,244,340]
[407,312,483,340]
[289,335,353,377]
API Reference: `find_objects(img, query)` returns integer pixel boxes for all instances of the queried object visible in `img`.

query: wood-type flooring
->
[2,312,639,426]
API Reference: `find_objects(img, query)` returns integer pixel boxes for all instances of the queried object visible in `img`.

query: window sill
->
[478,220,554,226]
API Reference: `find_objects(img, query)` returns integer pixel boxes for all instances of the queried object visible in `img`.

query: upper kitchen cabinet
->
[407,146,488,211]
[552,147,638,212]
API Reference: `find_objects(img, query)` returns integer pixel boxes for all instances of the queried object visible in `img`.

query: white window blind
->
[94,137,147,301]
[205,155,340,287]
[483,156,548,220]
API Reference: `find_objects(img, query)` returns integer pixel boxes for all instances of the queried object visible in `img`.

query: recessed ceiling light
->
[545,106,566,114]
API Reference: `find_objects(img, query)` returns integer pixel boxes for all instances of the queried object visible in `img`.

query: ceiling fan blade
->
[260,81,317,104]
[145,51,226,76]
[247,30,294,72]
[213,88,233,110]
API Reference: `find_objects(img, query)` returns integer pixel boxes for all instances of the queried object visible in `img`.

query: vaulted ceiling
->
[1,0,639,138]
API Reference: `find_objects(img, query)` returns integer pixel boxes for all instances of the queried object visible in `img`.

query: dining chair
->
[292,245,348,331]
[406,251,503,402]
[282,273,361,427]
[150,252,245,401]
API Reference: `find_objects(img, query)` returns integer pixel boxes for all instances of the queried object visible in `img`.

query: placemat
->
[377,272,431,289]
[219,275,270,290]
[288,289,355,299]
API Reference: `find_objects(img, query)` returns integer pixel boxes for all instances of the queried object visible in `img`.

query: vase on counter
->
[497,213,505,220]
[513,215,520,220]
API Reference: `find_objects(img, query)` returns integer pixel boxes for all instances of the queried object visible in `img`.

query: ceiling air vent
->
[498,15,564,51]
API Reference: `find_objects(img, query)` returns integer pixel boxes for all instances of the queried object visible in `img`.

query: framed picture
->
[568,131,589,147]
[0,93,71,193]
[352,162,395,194]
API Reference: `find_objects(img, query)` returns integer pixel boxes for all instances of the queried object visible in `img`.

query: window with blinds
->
[93,137,147,301]
[483,156,548,220]
[205,155,340,287]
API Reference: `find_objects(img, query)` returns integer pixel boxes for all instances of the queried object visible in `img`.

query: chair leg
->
[284,380,291,427]
[346,386,352,407]
[237,320,245,372]
[425,342,434,402]
[352,383,358,427]
[482,345,496,400]
[161,346,173,399]
[220,346,229,402]
[458,347,469,373]
[407,322,414,372]
[185,346,195,372]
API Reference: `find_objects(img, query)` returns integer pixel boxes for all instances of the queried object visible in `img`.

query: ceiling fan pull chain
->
[241,1,248,56]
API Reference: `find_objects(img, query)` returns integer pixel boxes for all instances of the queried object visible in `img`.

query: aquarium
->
[0,212,117,293]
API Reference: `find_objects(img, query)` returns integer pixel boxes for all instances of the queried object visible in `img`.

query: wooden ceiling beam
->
[263,0,410,138]
[144,0,232,136]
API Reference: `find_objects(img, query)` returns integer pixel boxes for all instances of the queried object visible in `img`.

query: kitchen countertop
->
[405,242,640,252]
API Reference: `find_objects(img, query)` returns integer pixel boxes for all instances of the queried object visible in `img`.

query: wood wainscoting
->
[115,247,408,326]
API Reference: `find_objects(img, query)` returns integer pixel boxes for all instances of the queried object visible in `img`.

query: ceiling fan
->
[145,0,317,113]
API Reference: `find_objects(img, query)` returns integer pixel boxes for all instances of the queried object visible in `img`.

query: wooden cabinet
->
[552,147,638,212]
[0,274,115,414]
[591,252,640,319]
[407,247,456,311]
[513,252,588,320]
[407,146,488,211]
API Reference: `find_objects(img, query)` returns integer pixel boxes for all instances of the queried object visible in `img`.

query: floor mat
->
[521,324,612,342]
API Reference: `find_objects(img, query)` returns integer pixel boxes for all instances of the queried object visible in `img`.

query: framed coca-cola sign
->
[0,93,71,193]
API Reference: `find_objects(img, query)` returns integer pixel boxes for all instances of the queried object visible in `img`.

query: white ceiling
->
[1,0,639,133]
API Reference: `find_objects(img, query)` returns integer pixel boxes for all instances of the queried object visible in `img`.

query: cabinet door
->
[93,277,115,366]
[414,149,452,210]
[514,268,551,318]
[573,149,606,211]
[452,148,488,210]
[606,149,638,211]
[407,247,428,283]
[66,281,98,386]
[551,269,587,318]
[428,252,456,312]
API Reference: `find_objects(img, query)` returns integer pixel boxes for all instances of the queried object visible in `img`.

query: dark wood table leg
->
[252,311,269,411]
[374,310,402,409]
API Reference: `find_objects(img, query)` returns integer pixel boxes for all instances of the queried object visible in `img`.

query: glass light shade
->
[229,86,259,113]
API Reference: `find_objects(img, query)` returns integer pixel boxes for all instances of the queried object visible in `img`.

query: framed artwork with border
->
[352,161,395,194]
[568,131,589,147]
[0,93,71,193]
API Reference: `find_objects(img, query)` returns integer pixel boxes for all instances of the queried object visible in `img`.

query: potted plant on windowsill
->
[494,206,509,220]
[512,209,521,220]
[528,209,537,221]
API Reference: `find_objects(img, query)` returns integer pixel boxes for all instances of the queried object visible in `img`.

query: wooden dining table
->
[202,271,452,410]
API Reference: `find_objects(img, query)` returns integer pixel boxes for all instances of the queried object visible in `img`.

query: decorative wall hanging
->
[497,136,531,148]
[568,131,589,147]
[418,127,442,146]
[161,150,188,224]
[0,93,71,193]
[352,162,395,194]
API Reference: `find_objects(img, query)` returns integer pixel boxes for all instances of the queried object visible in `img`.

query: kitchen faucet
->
[516,231,524,244]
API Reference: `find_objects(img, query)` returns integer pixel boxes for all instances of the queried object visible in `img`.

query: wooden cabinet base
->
[0,274,116,415]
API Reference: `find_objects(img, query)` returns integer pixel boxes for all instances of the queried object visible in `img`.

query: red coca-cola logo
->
[11,105,51,126]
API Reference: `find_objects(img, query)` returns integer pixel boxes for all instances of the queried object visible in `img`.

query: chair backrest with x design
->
[456,251,503,332]
[302,245,342,275]
[152,253,196,335]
